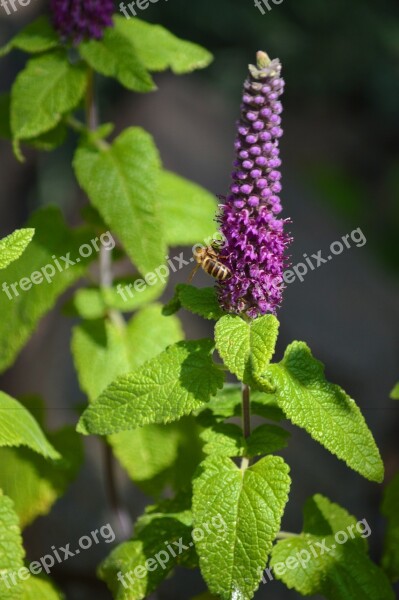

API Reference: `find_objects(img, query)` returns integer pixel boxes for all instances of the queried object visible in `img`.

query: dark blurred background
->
[1,0,399,598]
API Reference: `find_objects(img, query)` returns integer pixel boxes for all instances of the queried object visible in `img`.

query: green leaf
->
[197,385,284,427]
[158,171,217,245]
[79,27,155,92]
[381,473,399,581]
[0,392,59,460]
[0,229,34,270]
[0,206,94,373]
[78,339,224,435]
[72,304,183,402]
[26,122,67,152]
[266,342,384,482]
[20,577,62,600]
[0,492,62,599]
[389,382,399,399]
[201,423,289,458]
[11,51,86,145]
[0,94,66,150]
[0,426,83,528]
[0,492,25,600]
[109,417,203,497]
[0,16,59,58]
[164,285,224,320]
[67,276,166,319]
[99,503,195,600]
[74,127,165,276]
[73,304,201,496]
[192,455,290,600]
[270,494,395,600]
[246,424,290,456]
[113,16,213,74]
[215,314,279,386]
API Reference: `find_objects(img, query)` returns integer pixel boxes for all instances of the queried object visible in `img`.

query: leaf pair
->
[215,313,384,483]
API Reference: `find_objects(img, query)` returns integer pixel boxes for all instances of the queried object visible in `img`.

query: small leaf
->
[266,342,384,482]
[67,276,166,319]
[0,492,62,599]
[114,16,213,74]
[389,382,399,400]
[79,27,155,92]
[20,577,63,600]
[0,392,59,460]
[200,423,243,457]
[381,473,399,581]
[201,422,289,458]
[163,285,224,321]
[270,494,395,600]
[192,454,290,599]
[99,506,194,600]
[215,314,279,385]
[0,206,95,374]
[0,228,34,270]
[74,127,166,276]
[0,426,83,528]
[0,492,25,600]
[0,16,59,57]
[197,385,284,427]
[11,51,86,144]
[246,424,290,456]
[0,94,66,150]
[26,122,67,152]
[78,339,224,435]
[158,171,217,245]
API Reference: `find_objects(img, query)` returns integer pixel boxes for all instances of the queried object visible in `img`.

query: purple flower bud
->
[50,0,114,43]
[216,51,291,318]
[249,146,262,156]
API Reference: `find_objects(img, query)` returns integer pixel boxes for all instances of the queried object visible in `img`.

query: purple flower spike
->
[217,51,292,319]
[50,0,115,44]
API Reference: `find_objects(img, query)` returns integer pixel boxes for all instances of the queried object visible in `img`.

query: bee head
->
[193,245,206,263]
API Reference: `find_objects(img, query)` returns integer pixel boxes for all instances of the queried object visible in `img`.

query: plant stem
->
[240,383,251,471]
[242,383,251,439]
[86,68,98,131]
[275,531,299,540]
[85,68,131,538]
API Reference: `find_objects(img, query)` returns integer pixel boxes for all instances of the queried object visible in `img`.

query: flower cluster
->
[50,0,115,44]
[217,51,291,319]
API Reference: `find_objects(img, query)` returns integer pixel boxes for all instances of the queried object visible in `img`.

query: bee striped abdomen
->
[203,257,230,281]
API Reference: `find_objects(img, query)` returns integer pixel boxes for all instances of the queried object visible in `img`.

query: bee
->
[189,244,231,283]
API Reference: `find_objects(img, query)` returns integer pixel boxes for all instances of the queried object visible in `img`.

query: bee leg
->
[188,263,201,283]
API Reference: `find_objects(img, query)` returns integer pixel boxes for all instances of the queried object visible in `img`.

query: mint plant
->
[0,3,397,599]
